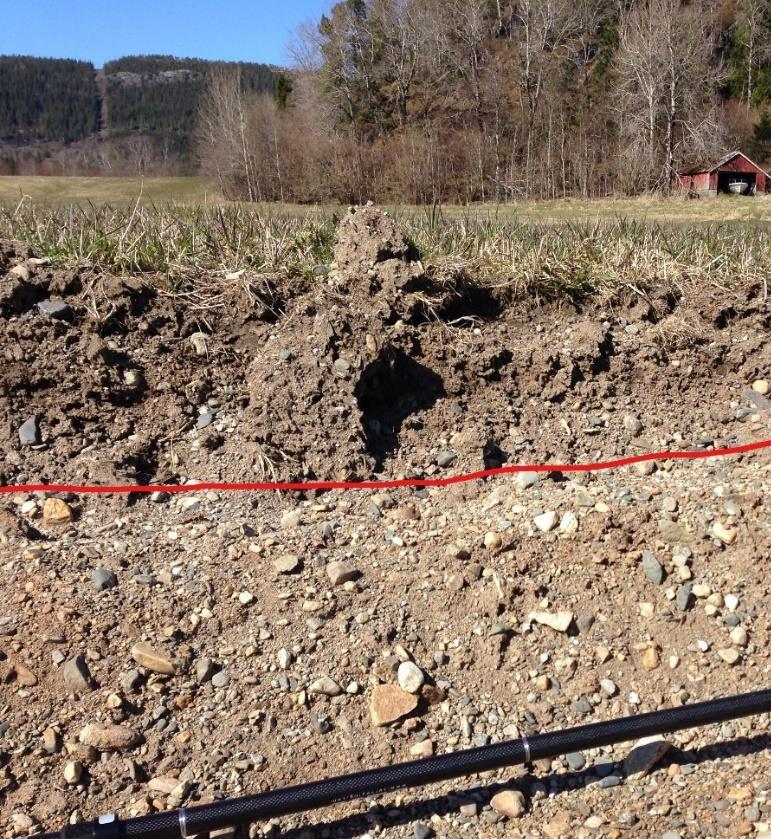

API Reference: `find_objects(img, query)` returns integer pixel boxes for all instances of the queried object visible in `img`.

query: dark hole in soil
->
[483,440,509,469]
[0,279,47,317]
[355,348,446,469]
[714,307,738,329]
[589,331,615,375]
[437,281,503,324]
[400,274,503,325]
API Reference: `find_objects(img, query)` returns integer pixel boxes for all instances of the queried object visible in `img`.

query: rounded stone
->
[397,661,425,694]
[91,569,118,591]
[211,671,230,688]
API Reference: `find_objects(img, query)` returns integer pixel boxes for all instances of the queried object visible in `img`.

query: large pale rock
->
[131,641,176,675]
[43,498,74,525]
[712,522,737,545]
[79,723,142,751]
[274,553,300,574]
[308,676,342,696]
[534,511,558,532]
[490,789,526,818]
[326,560,358,586]
[531,610,574,633]
[370,684,418,726]
[148,776,180,794]
[397,661,425,694]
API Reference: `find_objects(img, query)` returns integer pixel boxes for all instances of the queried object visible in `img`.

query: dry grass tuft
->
[1,202,769,304]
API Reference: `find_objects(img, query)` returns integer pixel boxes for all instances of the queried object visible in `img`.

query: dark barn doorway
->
[717,171,756,195]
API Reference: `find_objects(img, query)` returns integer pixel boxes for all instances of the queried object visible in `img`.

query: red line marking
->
[1,439,769,494]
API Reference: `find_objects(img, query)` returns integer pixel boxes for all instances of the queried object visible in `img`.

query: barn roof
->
[679,150,771,177]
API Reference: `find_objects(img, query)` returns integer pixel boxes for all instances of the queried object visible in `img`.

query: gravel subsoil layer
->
[1,207,770,839]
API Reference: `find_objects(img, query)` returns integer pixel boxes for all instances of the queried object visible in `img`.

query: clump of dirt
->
[0,206,769,493]
[246,203,463,480]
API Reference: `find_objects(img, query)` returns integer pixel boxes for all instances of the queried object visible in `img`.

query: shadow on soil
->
[355,347,446,469]
[266,733,771,838]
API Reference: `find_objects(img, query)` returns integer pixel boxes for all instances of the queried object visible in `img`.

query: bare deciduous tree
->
[616,0,723,190]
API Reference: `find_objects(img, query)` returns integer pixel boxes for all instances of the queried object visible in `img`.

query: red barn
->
[677,151,769,197]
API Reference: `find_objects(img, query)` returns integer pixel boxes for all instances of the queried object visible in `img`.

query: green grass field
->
[0,176,219,206]
[2,175,770,303]
[2,175,771,226]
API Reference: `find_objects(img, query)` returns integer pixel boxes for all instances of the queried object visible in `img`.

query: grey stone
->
[623,415,643,436]
[121,669,142,693]
[744,805,760,822]
[576,613,595,633]
[642,551,665,584]
[600,678,618,697]
[623,737,671,778]
[594,758,616,777]
[313,716,332,734]
[724,500,741,516]
[599,775,621,788]
[413,823,433,839]
[195,657,214,683]
[743,388,770,410]
[575,696,593,715]
[63,655,93,693]
[91,569,118,591]
[37,299,72,320]
[566,752,585,770]
[516,472,540,490]
[575,489,595,507]
[617,813,638,826]
[211,671,230,688]
[196,412,214,430]
[18,416,41,446]
[308,676,342,696]
[437,451,456,468]
[676,582,693,612]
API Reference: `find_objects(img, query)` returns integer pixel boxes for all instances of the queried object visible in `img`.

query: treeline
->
[0,55,281,174]
[103,56,279,160]
[198,0,771,202]
[0,57,99,143]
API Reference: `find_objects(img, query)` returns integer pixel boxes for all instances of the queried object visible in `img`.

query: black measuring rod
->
[35,687,771,839]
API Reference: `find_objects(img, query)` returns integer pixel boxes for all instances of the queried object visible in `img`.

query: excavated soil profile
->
[0,206,770,839]
[1,204,769,492]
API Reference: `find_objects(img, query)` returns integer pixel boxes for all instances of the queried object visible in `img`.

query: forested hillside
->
[102,56,279,159]
[198,0,771,202]
[0,55,280,175]
[0,58,99,143]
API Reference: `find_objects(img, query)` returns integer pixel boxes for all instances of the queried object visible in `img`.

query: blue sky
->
[1,1,331,68]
